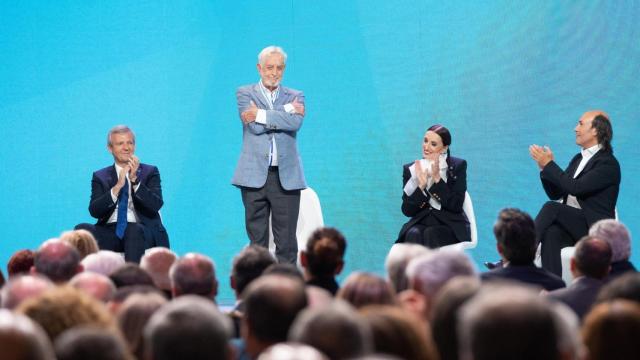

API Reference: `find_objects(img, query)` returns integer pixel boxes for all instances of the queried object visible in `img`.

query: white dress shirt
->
[403,154,449,210]
[108,164,140,224]
[254,80,296,166]
[566,144,601,209]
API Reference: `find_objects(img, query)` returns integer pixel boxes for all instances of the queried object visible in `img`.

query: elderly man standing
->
[530,111,620,276]
[232,45,306,264]
[76,125,169,263]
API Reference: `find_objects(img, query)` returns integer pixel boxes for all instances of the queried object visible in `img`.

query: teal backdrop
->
[1,1,638,303]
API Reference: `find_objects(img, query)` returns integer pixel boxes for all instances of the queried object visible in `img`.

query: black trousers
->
[403,213,458,249]
[75,222,147,263]
[535,201,588,276]
[240,167,301,264]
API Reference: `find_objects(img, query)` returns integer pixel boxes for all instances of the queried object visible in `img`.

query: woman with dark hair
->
[396,124,470,248]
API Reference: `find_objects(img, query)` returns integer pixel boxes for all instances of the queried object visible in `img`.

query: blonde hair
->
[60,230,99,259]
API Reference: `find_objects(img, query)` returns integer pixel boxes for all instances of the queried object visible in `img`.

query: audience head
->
[430,276,481,360]
[108,285,165,314]
[231,245,276,298]
[1,275,54,310]
[7,249,35,277]
[59,230,99,259]
[140,247,177,292]
[596,272,640,304]
[69,272,116,302]
[144,295,232,360]
[301,227,346,279]
[33,240,82,283]
[571,236,611,279]
[109,264,154,288]
[589,219,631,263]
[385,243,431,293]
[117,292,167,359]
[337,272,396,308]
[405,250,475,310]
[584,111,613,152]
[262,263,304,281]
[243,274,308,358]
[550,302,584,360]
[17,286,115,342]
[458,284,559,360]
[169,253,218,299]
[0,309,55,360]
[582,300,640,360]
[360,305,438,360]
[81,250,125,276]
[54,327,132,360]
[493,208,537,265]
[257,343,328,360]
[289,300,372,360]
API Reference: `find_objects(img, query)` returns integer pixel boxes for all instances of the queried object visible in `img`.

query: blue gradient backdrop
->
[1,1,638,303]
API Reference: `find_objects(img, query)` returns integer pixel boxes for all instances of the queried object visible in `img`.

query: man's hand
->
[529,144,554,170]
[128,155,140,183]
[291,97,305,116]
[415,160,428,190]
[112,165,130,196]
[241,101,258,124]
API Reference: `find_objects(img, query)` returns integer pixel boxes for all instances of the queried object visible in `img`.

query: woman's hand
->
[427,153,441,183]
[414,160,428,190]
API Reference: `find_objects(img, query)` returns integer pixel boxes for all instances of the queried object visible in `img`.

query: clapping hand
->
[529,144,554,170]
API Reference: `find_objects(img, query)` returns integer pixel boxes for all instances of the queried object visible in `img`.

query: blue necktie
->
[115,178,129,239]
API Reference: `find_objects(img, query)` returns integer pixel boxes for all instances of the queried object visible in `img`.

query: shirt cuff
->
[284,103,295,114]
[255,109,267,124]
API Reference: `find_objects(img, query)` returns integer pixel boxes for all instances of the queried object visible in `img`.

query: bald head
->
[170,253,218,299]
[33,241,82,283]
[140,247,177,291]
[1,275,54,310]
[69,272,116,303]
[572,236,612,279]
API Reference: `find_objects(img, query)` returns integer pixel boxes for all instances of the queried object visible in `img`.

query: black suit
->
[547,276,604,320]
[76,163,169,262]
[397,156,470,247]
[481,263,565,291]
[536,150,620,275]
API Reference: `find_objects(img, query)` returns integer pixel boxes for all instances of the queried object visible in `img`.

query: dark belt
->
[268,166,279,172]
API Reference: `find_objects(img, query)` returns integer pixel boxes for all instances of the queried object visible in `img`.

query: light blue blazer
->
[231,83,307,190]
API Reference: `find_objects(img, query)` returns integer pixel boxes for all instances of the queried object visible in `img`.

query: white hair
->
[385,243,432,292]
[589,219,631,262]
[405,250,476,298]
[140,247,178,291]
[258,45,287,65]
[81,250,126,276]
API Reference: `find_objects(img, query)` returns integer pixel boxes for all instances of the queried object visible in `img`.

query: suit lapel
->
[577,150,604,177]
[107,166,118,187]
[252,83,270,109]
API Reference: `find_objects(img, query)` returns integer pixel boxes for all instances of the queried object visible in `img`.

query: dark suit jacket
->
[607,260,637,282]
[547,276,604,319]
[541,150,620,227]
[481,263,566,291]
[88,163,169,249]
[397,156,470,244]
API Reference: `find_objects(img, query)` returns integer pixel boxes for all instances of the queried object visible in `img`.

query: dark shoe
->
[484,260,504,270]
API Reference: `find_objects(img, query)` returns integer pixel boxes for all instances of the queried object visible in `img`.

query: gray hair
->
[107,125,136,146]
[589,219,631,262]
[288,300,373,359]
[81,250,126,276]
[405,250,476,298]
[385,244,432,293]
[144,295,232,360]
[0,309,55,360]
[258,343,328,360]
[258,45,287,65]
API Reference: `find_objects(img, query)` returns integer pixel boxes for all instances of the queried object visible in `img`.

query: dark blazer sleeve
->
[401,164,431,217]
[541,153,620,198]
[88,169,117,220]
[428,159,466,213]
[133,165,164,215]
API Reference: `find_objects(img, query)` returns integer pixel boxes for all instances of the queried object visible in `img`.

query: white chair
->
[268,187,324,265]
[438,192,478,252]
[559,208,619,285]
